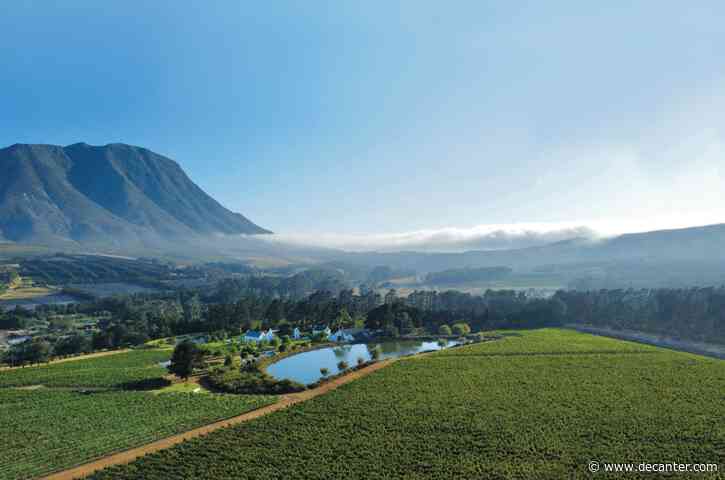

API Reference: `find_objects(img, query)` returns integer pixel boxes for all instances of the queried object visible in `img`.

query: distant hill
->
[425,266,513,285]
[0,143,269,248]
[333,224,725,288]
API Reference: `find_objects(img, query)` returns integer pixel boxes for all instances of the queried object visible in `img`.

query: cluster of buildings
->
[242,325,370,344]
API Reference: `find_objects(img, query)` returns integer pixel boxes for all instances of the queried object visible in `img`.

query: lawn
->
[88,329,725,479]
[0,389,274,480]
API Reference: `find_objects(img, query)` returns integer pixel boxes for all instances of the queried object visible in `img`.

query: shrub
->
[370,347,381,361]
[207,368,305,395]
[452,323,471,336]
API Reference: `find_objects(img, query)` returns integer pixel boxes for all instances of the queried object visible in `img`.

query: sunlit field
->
[89,330,724,479]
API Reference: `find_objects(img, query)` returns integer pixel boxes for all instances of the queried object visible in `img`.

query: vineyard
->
[89,329,725,479]
[0,389,274,480]
[437,328,661,356]
[0,350,171,389]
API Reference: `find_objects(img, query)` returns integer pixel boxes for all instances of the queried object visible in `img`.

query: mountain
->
[0,143,269,249]
[331,223,725,288]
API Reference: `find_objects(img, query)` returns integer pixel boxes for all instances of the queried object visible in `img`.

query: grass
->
[88,329,725,480]
[0,389,274,480]
[151,381,210,395]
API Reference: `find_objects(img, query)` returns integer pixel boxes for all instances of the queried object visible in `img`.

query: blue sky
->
[2,2,724,248]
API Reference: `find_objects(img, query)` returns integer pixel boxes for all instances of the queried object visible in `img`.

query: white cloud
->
[258,214,725,253]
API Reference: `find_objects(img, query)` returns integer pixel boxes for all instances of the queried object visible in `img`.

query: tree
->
[337,308,353,329]
[320,367,330,377]
[356,356,365,367]
[24,339,51,365]
[397,311,415,335]
[7,339,51,366]
[224,354,233,367]
[438,324,452,336]
[168,341,204,380]
[383,324,399,338]
[54,334,90,357]
[182,294,202,323]
[337,360,349,371]
[277,323,293,337]
[369,346,381,361]
[452,323,471,336]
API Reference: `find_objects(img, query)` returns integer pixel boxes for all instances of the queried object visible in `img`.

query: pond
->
[267,339,459,385]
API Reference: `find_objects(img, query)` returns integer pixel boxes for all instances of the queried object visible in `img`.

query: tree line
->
[556,288,725,344]
[3,284,723,366]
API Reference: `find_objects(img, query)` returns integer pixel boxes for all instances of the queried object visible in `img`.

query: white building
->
[243,330,275,343]
[292,327,302,340]
[329,329,354,343]
[312,326,332,337]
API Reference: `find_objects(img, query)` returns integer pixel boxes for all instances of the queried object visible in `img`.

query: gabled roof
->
[244,330,266,339]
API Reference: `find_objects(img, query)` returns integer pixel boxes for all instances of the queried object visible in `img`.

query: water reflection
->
[267,339,458,385]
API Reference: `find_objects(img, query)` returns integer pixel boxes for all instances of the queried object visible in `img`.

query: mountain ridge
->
[0,142,270,248]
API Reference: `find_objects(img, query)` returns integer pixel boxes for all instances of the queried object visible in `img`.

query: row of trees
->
[556,288,725,344]
[1,328,144,366]
[4,283,723,367]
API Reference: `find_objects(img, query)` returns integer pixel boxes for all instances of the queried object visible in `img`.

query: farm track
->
[0,349,129,371]
[40,359,394,480]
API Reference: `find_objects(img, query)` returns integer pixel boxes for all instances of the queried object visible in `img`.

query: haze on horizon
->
[2,2,724,245]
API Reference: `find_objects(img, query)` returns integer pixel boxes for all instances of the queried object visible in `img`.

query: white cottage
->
[243,329,275,343]
[329,329,354,343]
[312,326,332,337]
[292,327,302,340]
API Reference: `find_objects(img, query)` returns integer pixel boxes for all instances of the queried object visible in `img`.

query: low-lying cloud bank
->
[257,215,725,253]
[259,223,600,253]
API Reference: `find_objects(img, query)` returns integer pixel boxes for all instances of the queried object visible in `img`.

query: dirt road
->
[41,359,393,480]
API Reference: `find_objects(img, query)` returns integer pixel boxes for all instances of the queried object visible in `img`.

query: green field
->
[438,328,661,356]
[0,389,274,480]
[0,350,171,389]
[89,329,724,479]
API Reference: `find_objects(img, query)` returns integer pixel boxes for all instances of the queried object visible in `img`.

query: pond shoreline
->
[266,338,460,385]
[256,342,334,373]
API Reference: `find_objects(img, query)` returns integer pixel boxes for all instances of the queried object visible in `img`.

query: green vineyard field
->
[0,389,274,480]
[0,350,171,389]
[89,329,725,479]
